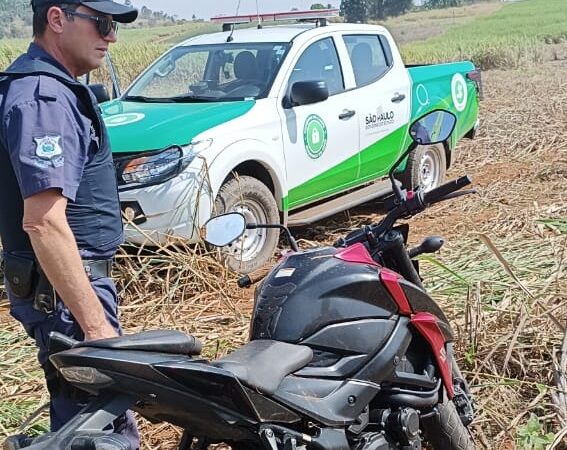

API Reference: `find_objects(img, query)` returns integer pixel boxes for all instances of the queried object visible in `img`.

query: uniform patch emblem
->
[34,136,63,160]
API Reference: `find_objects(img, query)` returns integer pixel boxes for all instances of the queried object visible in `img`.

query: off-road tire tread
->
[422,393,475,450]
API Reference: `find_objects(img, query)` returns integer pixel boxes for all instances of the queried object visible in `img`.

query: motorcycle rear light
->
[60,367,114,387]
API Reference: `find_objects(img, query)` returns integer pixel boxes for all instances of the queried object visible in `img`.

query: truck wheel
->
[397,143,446,192]
[214,175,279,274]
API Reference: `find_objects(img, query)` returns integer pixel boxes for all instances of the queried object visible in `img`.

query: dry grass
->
[1,55,566,448]
[1,0,566,444]
[383,2,504,45]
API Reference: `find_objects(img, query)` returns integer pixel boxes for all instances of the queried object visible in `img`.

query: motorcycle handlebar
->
[423,175,472,205]
[335,175,473,249]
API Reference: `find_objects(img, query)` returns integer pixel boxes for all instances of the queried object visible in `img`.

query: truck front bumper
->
[119,168,213,246]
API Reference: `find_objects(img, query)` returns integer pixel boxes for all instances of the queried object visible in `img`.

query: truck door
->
[279,37,359,210]
[342,34,411,182]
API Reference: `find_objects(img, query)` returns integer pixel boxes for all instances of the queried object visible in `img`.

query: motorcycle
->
[10,109,476,450]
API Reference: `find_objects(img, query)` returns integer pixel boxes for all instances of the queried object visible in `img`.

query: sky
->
[129,0,340,20]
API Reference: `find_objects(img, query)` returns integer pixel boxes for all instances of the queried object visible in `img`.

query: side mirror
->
[409,110,457,145]
[88,83,111,104]
[287,81,329,107]
[201,213,246,247]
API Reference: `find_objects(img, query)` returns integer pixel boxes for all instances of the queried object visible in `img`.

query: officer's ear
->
[45,6,66,35]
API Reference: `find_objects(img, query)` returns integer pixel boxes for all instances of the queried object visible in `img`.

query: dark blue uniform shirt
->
[3,44,93,201]
[0,43,123,258]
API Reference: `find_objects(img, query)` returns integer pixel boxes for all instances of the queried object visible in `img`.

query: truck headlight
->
[116,140,212,190]
[60,367,114,387]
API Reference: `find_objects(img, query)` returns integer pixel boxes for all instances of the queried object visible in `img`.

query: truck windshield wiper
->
[170,94,219,103]
[122,95,174,103]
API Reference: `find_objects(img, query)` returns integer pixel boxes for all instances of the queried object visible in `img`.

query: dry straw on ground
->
[0,46,565,450]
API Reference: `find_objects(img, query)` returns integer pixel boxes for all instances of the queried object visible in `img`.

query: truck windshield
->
[124,42,290,102]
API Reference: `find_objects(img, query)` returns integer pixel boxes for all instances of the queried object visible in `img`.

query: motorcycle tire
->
[421,390,475,450]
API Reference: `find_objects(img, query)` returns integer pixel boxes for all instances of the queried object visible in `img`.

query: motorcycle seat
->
[66,330,203,355]
[212,339,313,394]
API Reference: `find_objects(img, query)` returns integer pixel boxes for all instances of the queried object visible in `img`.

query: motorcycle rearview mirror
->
[388,110,458,203]
[409,110,457,146]
[201,212,246,247]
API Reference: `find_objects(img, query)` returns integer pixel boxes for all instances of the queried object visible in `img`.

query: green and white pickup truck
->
[101,11,481,272]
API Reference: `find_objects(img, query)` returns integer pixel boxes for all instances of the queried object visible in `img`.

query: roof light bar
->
[211,8,340,27]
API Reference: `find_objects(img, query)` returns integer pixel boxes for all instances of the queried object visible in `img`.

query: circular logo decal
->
[416,84,430,107]
[451,73,468,112]
[303,114,328,159]
[104,113,145,127]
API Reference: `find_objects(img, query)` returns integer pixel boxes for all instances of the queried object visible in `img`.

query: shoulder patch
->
[34,135,63,159]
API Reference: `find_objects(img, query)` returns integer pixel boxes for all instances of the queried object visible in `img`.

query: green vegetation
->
[401,0,567,68]
[340,0,413,23]
[516,413,555,450]
[0,0,31,39]
[0,0,186,39]
[2,0,564,83]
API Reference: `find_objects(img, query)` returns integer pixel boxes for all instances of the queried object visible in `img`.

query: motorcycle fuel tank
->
[250,247,398,347]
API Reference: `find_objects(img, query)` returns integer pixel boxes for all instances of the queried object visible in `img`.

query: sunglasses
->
[62,9,119,37]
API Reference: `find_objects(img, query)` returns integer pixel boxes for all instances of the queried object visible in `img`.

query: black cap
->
[32,0,138,23]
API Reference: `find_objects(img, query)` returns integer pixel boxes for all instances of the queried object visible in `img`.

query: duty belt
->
[83,259,113,280]
[4,254,114,314]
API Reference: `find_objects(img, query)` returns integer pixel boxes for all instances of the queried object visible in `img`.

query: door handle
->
[391,93,406,103]
[339,109,356,120]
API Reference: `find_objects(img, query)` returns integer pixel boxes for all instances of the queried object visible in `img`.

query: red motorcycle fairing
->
[333,243,454,399]
[334,243,380,267]
[380,268,413,316]
[411,313,454,399]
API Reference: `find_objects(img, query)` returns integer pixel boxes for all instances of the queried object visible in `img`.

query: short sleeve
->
[4,99,88,201]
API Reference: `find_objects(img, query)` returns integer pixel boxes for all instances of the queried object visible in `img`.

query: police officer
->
[0,0,139,448]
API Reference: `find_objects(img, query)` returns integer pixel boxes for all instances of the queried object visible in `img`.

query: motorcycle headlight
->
[116,140,212,189]
[60,366,113,387]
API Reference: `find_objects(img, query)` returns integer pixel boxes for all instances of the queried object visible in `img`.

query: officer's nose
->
[105,28,118,43]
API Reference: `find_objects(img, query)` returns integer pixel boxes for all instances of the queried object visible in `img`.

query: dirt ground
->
[0,41,565,450]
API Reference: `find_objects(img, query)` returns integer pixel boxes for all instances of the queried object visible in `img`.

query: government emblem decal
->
[34,136,63,160]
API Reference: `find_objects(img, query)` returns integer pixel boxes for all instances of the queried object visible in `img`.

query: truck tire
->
[214,175,279,274]
[421,390,475,450]
[397,143,446,192]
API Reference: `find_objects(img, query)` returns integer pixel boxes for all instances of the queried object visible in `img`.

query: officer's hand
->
[84,323,119,342]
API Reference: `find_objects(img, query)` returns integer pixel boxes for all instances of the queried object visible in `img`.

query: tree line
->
[340,0,481,23]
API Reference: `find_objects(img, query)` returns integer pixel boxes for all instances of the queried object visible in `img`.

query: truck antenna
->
[256,0,262,28]
[226,0,242,42]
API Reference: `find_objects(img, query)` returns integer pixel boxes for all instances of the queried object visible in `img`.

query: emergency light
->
[211,8,340,30]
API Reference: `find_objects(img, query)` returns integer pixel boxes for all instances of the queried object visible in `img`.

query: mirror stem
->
[389,141,418,203]
[247,224,299,252]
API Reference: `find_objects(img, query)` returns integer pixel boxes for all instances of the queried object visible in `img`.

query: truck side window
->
[289,37,344,96]
[343,34,391,87]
